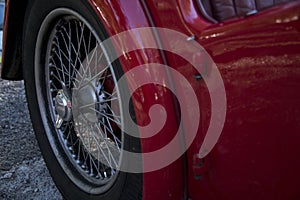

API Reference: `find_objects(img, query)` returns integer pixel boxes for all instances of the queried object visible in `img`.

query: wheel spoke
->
[43,16,123,185]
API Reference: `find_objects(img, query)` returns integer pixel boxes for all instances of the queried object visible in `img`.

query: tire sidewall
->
[23,0,142,199]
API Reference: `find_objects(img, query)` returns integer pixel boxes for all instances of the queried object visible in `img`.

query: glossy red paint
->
[87,1,185,199]
[145,0,300,199]
[2,0,300,199]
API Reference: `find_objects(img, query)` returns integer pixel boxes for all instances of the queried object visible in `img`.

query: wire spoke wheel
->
[23,1,142,197]
[35,8,124,193]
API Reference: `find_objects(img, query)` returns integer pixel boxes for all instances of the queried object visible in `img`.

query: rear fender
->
[87,1,185,199]
[2,0,186,199]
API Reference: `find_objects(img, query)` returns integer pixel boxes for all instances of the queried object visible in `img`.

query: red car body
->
[1,0,300,199]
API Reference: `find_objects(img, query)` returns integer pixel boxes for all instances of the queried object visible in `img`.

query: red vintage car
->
[1,0,300,199]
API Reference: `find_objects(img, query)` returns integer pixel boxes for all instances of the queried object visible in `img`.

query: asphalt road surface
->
[0,77,63,200]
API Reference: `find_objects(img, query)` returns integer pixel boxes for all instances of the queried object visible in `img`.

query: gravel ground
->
[0,77,63,199]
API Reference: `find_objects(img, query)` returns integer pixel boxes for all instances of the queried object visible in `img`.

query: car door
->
[187,1,300,200]
[144,0,300,199]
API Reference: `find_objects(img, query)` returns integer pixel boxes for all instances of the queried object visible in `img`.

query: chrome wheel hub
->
[72,81,99,123]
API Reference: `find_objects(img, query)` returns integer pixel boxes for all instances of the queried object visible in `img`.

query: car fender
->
[1,0,186,199]
[86,1,185,199]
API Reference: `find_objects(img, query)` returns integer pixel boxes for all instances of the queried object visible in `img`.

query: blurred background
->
[0,0,5,62]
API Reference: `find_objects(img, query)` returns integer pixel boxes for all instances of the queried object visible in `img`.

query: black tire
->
[22,0,142,199]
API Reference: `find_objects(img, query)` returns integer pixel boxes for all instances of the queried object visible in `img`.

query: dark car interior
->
[197,0,297,22]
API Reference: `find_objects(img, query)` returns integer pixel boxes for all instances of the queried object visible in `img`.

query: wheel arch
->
[87,1,186,199]
[2,0,186,199]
